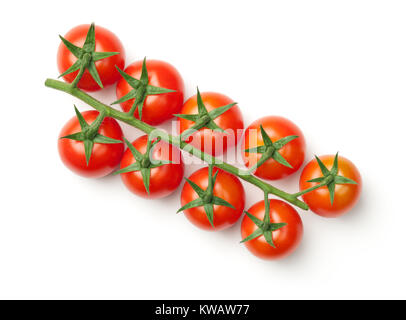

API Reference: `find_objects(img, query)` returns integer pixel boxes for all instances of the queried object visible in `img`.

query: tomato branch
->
[44,78,309,210]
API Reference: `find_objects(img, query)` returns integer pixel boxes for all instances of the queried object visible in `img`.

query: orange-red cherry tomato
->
[57,24,125,91]
[242,116,306,180]
[119,135,184,199]
[178,92,244,156]
[299,155,362,217]
[116,60,184,125]
[58,111,124,178]
[180,167,245,231]
[241,199,303,260]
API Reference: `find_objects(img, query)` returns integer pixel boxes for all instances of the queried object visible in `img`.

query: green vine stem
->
[45,78,309,210]
[70,53,91,88]
[293,175,334,198]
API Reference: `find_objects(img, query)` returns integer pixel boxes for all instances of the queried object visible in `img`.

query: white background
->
[0,0,405,299]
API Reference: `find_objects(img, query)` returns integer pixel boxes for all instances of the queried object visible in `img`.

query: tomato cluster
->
[55,24,362,260]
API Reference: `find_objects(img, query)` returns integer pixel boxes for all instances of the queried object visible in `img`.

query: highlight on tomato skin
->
[299,155,362,218]
[242,116,306,180]
[119,135,185,199]
[58,111,125,178]
[116,60,185,125]
[177,92,244,156]
[57,24,125,92]
[241,200,303,260]
[180,167,246,231]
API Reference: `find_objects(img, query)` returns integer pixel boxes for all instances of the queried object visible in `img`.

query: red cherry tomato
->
[242,116,306,180]
[116,60,184,125]
[57,24,125,92]
[299,155,362,218]
[119,135,184,199]
[58,111,124,178]
[178,92,244,156]
[241,199,303,260]
[180,167,245,231]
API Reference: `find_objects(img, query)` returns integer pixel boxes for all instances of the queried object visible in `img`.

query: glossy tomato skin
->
[241,200,303,260]
[178,92,244,156]
[242,116,306,180]
[299,155,362,218]
[120,135,184,199]
[58,111,124,178]
[57,24,125,92]
[116,60,184,125]
[181,167,245,231]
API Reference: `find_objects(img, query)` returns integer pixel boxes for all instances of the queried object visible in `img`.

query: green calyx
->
[175,87,237,140]
[59,23,120,89]
[177,164,235,228]
[297,153,358,204]
[60,106,123,165]
[114,136,171,194]
[111,57,176,120]
[245,125,298,173]
[240,193,287,248]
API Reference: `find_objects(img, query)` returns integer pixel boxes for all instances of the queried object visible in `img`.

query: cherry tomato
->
[299,155,362,218]
[57,24,125,92]
[178,92,244,156]
[120,135,184,199]
[241,199,303,260]
[116,60,184,125]
[242,116,306,180]
[58,111,124,178]
[180,167,245,231]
